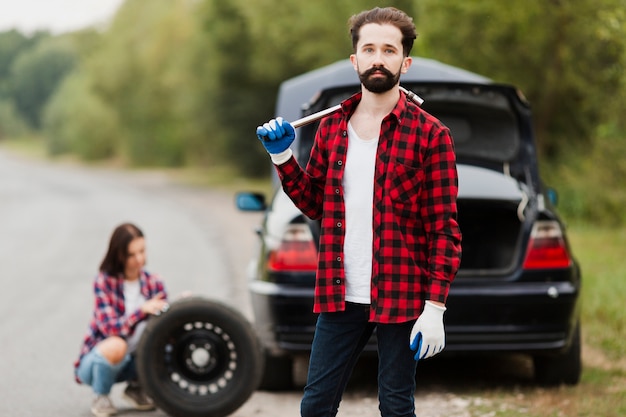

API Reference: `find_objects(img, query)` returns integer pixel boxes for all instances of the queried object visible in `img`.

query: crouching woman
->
[74,223,169,417]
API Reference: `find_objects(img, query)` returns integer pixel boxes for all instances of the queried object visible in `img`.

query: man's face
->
[350,23,412,94]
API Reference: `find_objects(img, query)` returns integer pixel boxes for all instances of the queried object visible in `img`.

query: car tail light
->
[523,220,572,269]
[267,224,318,271]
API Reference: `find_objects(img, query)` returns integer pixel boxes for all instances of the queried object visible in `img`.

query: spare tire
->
[136,297,263,417]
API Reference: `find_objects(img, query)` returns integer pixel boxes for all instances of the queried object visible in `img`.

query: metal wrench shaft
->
[291,87,424,129]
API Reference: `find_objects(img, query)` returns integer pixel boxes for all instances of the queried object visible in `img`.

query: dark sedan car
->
[237,57,581,389]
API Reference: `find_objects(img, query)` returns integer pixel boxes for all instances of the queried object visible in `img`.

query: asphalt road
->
[0,148,264,416]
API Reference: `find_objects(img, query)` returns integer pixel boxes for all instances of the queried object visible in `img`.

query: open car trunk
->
[456,164,526,276]
[296,82,539,192]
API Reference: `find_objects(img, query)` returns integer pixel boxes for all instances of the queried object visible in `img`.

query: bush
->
[43,72,119,160]
[542,123,626,225]
[0,99,29,139]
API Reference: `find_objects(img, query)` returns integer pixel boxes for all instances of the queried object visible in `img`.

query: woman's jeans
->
[76,348,136,395]
[301,302,417,417]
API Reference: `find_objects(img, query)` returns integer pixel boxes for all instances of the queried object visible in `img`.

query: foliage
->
[0,99,29,138]
[0,30,48,98]
[79,0,196,166]
[43,71,119,159]
[416,0,626,161]
[185,0,270,176]
[568,224,626,361]
[1,0,625,224]
[541,122,626,225]
[9,35,78,129]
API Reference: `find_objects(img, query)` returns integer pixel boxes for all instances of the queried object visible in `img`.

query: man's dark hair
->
[99,223,144,277]
[349,7,417,57]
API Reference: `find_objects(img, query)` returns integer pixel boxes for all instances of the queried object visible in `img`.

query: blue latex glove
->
[410,301,447,362]
[256,117,296,154]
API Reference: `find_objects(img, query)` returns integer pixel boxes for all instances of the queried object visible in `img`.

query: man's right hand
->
[256,117,295,154]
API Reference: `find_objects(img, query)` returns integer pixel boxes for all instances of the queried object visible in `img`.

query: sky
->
[0,0,126,34]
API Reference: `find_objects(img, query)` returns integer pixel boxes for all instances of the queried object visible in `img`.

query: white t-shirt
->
[343,122,378,304]
[124,279,147,353]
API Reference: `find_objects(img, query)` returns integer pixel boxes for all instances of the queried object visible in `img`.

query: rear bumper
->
[445,280,580,353]
[249,278,580,356]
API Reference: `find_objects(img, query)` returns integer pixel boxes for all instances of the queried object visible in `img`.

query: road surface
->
[0,147,262,416]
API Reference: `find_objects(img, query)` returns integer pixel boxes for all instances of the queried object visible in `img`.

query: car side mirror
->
[546,187,558,206]
[236,192,267,211]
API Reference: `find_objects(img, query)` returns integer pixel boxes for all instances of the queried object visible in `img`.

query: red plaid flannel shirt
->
[73,270,167,382]
[275,91,462,323]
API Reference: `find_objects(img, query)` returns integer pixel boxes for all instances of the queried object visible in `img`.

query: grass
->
[468,367,626,416]
[568,223,626,362]
[1,134,48,158]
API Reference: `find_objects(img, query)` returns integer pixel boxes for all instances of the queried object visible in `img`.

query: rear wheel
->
[533,322,581,386]
[136,297,263,417]
[257,351,294,391]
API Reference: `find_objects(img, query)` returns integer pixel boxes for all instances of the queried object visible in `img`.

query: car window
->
[430,103,520,162]
[296,85,520,164]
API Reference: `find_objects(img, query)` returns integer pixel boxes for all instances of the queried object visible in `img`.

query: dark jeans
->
[301,302,417,417]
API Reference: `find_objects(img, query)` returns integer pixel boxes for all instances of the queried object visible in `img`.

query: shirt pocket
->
[388,162,425,205]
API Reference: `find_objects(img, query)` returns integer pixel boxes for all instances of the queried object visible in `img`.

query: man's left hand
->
[409,301,446,361]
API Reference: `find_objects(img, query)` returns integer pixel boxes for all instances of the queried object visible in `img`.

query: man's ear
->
[350,54,358,71]
[401,56,413,74]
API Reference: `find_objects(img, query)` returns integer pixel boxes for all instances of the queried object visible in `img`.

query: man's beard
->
[358,65,401,93]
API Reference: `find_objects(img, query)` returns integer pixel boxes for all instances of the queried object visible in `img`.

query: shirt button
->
[335,188,340,194]
[337,222,342,228]
[342,131,347,137]
[337,160,343,166]
[335,279,341,284]
[336,256,341,262]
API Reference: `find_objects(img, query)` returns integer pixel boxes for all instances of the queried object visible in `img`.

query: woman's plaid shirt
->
[275,91,462,324]
[73,270,166,382]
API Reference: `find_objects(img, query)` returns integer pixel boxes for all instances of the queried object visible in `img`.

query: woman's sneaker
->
[91,395,117,417]
[123,382,155,411]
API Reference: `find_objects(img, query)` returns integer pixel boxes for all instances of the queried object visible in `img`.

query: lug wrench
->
[291,87,424,129]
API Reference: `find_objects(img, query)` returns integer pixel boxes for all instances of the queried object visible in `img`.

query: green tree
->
[43,71,120,159]
[85,0,196,166]
[0,30,48,98]
[9,36,78,129]
[416,0,625,160]
[186,0,270,176]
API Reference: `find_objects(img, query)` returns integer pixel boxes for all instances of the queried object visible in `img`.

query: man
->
[256,7,461,417]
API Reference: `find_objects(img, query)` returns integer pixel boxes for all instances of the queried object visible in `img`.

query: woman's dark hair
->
[99,223,144,277]
[349,7,418,57]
